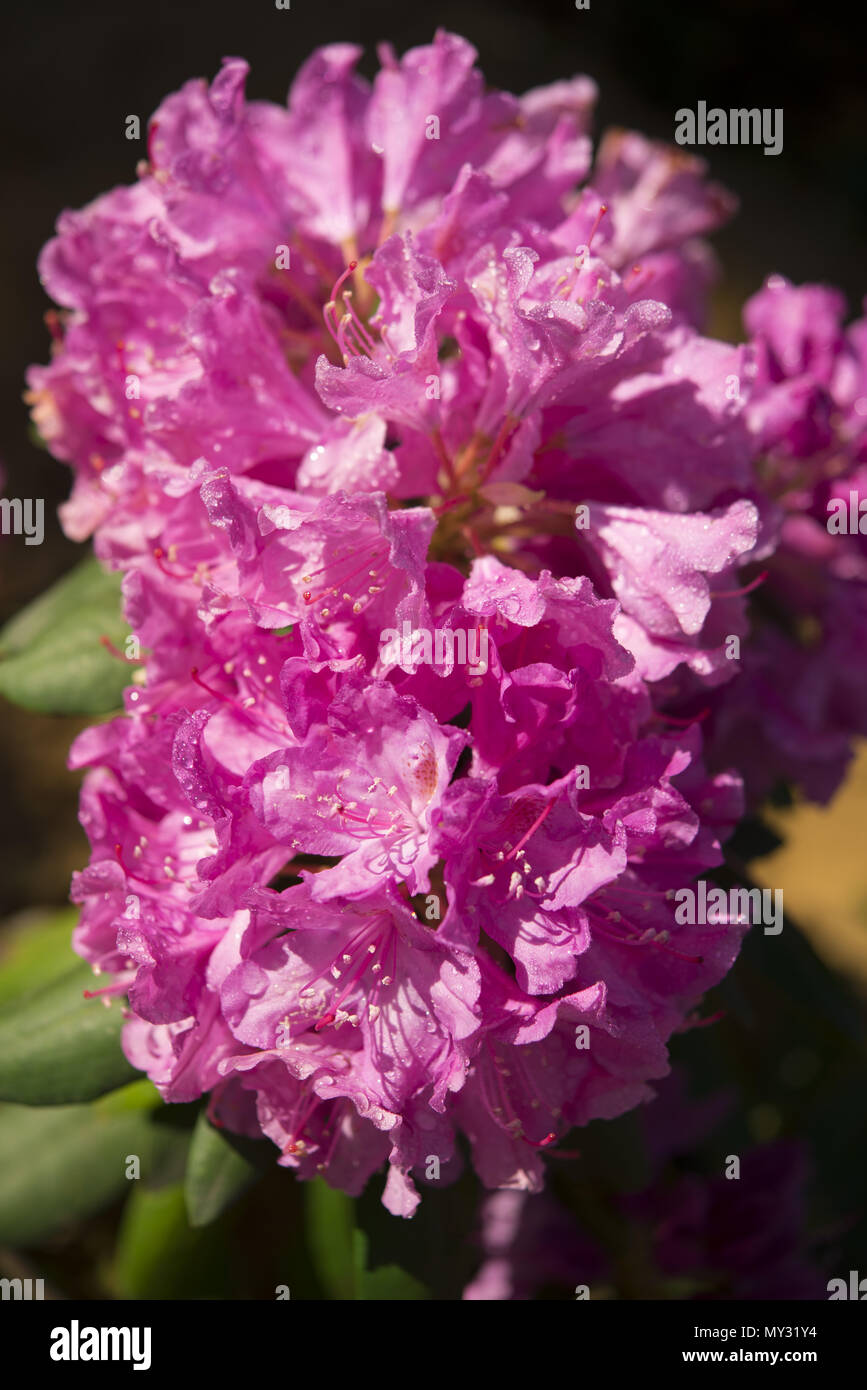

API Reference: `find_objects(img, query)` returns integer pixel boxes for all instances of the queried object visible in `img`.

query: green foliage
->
[304,1178,428,1299]
[114,1183,234,1299]
[0,1088,187,1245]
[0,555,134,714]
[353,1230,429,1300]
[0,907,80,1007]
[0,963,137,1104]
[184,1111,271,1227]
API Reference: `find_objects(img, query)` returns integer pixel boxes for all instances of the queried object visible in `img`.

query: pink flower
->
[27,34,844,1215]
[702,278,867,805]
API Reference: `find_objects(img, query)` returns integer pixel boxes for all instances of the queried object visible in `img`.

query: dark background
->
[1,0,866,913]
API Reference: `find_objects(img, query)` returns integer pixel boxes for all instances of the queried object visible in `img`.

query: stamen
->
[555,206,609,301]
[189,667,285,738]
[113,842,166,887]
[679,1007,726,1031]
[152,546,198,581]
[279,919,395,1038]
[523,1131,558,1149]
[83,978,129,1000]
[340,291,378,356]
[653,707,710,728]
[478,414,521,486]
[331,260,358,294]
[709,569,769,600]
[282,1087,322,1158]
[504,799,556,861]
[315,1098,349,1171]
[478,1044,561,1149]
[299,540,389,611]
[627,263,656,295]
[336,312,366,360]
[586,203,608,250]
[588,905,705,965]
[99,636,140,664]
[323,261,358,349]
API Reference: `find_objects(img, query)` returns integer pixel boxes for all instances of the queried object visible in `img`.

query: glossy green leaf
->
[305,1178,357,1299]
[184,1111,270,1228]
[0,555,134,714]
[114,1182,233,1299]
[0,907,79,1007]
[0,1095,189,1245]
[304,1179,428,1299]
[0,963,137,1104]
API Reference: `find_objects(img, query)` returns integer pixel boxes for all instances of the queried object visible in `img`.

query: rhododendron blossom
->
[27,32,867,1215]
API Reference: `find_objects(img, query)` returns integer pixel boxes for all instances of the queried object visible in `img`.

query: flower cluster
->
[27,33,866,1213]
[703,278,867,804]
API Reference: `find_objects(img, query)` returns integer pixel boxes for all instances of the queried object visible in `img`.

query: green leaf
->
[304,1180,429,1299]
[97,1078,164,1115]
[305,1178,358,1299]
[0,1097,189,1245]
[0,907,79,1008]
[0,555,134,714]
[0,963,137,1104]
[114,1182,233,1299]
[184,1111,269,1228]
[353,1230,429,1301]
